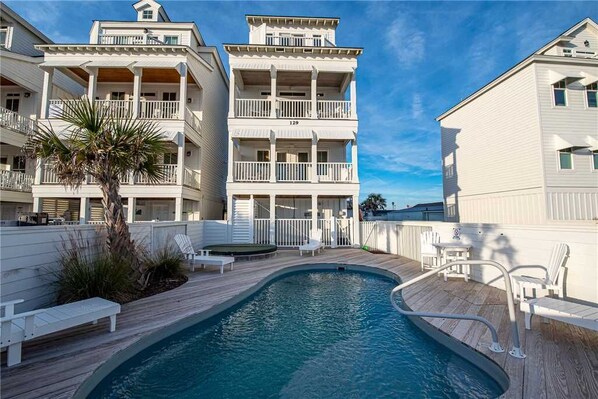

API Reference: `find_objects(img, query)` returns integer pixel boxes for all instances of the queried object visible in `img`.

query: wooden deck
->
[2,249,597,398]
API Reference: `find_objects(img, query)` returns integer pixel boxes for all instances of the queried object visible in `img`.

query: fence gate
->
[231,198,253,243]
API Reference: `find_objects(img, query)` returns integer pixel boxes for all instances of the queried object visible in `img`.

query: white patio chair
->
[174,234,234,274]
[420,231,440,271]
[299,229,323,256]
[512,243,569,301]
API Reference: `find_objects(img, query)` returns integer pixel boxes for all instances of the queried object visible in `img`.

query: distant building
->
[364,202,444,221]
[437,18,598,224]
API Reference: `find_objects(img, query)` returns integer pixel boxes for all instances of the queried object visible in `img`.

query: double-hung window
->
[553,80,567,106]
[586,83,597,108]
[558,149,573,170]
[164,35,179,45]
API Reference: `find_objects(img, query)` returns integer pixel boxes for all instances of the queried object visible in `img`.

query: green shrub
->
[142,246,185,282]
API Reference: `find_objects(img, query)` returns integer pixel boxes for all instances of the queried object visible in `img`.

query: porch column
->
[311,68,318,119]
[352,194,360,247]
[79,197,89,224]
[87,67,98,101]
[228,67,235,118]
[226,194,233,223]
[249,195,255,243]
[311,194,318,233]
[269,194,276,245]
[311,134,318,183]
[176,133,185,185]
[32,197,42,213]
[351,138,358,182]
[178,63,188,120]
[270,65,277,118]
[270,135,276,182]
[127,197,136,223]
[175,197,183,221]
[350,69,357,118]
[132,67,142,118]
[227,137,235,182]
[34,159,42,185]
[40,68,54,119]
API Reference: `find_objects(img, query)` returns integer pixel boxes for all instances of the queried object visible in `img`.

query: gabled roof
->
[246,15,339,27]
[0,2,53,44]
[133,0,170,22]
[535,17,598,55]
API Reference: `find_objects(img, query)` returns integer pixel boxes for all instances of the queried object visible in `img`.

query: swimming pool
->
[89,269,505,398]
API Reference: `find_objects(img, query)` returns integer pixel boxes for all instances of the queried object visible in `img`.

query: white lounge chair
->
[420,231,440,271]
[174,234,234,274]
[512,243,569,301]
[521,297,598,331]
[299,229,323,256]
[1,297,120,367]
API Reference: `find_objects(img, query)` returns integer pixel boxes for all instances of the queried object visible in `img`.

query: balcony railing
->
[184,107,202,132]
[48,100,180,120]
[0,106,37,135]
[0,170,33,192]
[139,100,179,119]
[234,162,355,183]
[276,162,312,182]
[136,164,177,184]
[183,167,201,189]
[317,162,353,182]
[97,34,166,46]
[234,162,270,182]
[265,35,334,48]
[42,164,179,185]
[96,100,133,119]
[234,99,353,119]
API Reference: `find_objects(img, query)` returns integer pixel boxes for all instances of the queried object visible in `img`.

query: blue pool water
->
[90,269,505,398]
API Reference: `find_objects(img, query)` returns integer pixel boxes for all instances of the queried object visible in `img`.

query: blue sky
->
[6,1,597,209]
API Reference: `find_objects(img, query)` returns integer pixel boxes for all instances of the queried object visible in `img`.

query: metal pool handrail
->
[390,260,526,359]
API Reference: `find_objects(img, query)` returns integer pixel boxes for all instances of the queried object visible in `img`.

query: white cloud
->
[385,16,426,66]
[411,93,423,119]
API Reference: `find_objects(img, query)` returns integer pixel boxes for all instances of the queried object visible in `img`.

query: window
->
[317,151,328,162]
[558,150,573,170]
[163,153,178,164]
[260,91,271,96]
[276,152,287,162]
[111,92,126,100]
[257,150,270,162]
[5,93,20,112]
[140,92,156,98]
[162,92,177,101]
[563,48,572,57]
[586,83,597,108]
[312,34,322,47]
[278,92,306,97]
[12,156,26,173]
[0,27,8,48]
[553,80,567,106]
[142,10,153,19]
[297,152,309,162]
[593,152,598,170]
[316,151,328,175]
[163,36,179,45]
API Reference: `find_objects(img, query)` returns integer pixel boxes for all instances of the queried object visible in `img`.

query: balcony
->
[265,35,334,48]
[0,106,37,135]
[0,170,34,192]
[234,99,353,119]
[48,99,183,120]
[233,162,354,183]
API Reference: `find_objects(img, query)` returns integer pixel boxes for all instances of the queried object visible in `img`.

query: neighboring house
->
[33,0,229,223]
[0,2,83,221]
[438,18,598,224]
[224,15,361,247]
[365,202,444,222]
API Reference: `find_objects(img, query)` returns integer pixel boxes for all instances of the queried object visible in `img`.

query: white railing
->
[136,164,177,184]
[96,100,133,119]
[317,162,353,182]
[97,34,164,45]
[235,99,271,118]
[0,170,33,192]
[318,219,332,246]
[234,162,270,182]
[275,219,312,247]
[183,167,201,189]
[0,106,37,135]
[276,162,312,182]
[336,218,353,247]
[317,100,352,119]
[184,107,202,132]
[88,173,131,185]
[253,219,270,244]
[278,99,311,118]
[265,35,334,47]
[42,164,60,184]
[140,100,179,120]
[48,99,79,119]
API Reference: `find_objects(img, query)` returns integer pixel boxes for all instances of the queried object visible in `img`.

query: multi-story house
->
[0,2,83,220]
[33,0,229,223]
[224,15,361,246]
[438,18,598,224]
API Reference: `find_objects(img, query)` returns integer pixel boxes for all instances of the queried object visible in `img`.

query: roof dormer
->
[133,0,170,23]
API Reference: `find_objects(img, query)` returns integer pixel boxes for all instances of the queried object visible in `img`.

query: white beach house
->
[32,0,229,223]
[224,15,362,247]
[0,3,83,221]
[438,18,598,224]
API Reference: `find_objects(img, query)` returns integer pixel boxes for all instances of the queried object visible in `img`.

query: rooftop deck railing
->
[0,170,33,192]
[265,35,334,47]
[0,106,37,135]
[97,34,168,46]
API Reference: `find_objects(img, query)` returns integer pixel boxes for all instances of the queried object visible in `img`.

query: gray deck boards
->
[1,249,597,398]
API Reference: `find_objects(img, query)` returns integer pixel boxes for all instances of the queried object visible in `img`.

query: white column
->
[331,215,337,248]
[227,137,235,182]
[270,66,277,118]
[87,67,98,102]
[175,197,183,222]
[269,194,276,245]
[270,136,276,182]
[311,135,318,183]
[178,64,187,120]
[352,194,360,247]
[311,194,318,233]
[132,68,142,118]
[79,197,89,225]
[249,194,255,243]
[40,68,54,119]
[350,70,357,118]
[227,194,233,223]
[311,68,318,119]
[127,197,136,223]
[351,139,358,182]
[32,197,42,213]
[228,67,236,118]
[176,133,185,185]
[34,158,42,185]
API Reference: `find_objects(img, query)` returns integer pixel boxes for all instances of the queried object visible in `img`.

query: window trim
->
[142,10,153,20]
[552,80,567,107]
[585,82,597,109]
[163,35,179,45]
[557,149,573,171]
[256,149,270,162]
[592,151,598,171]
[297,151,309,163]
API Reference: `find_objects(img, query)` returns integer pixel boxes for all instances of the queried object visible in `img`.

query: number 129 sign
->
[290,120,299,125]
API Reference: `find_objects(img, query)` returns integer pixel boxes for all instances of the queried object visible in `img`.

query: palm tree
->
[360,193,387,212]
[26,98,166,281]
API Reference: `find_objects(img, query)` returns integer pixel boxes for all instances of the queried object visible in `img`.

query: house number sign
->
[289,120,299,125]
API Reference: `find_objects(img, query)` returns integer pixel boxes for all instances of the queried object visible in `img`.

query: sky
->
[5,0,597,209]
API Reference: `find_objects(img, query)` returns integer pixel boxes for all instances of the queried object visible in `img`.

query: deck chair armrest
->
[0,309,45,323]
[1,309,44,338]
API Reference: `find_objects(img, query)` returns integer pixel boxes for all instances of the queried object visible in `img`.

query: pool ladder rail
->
[390,260,526,359]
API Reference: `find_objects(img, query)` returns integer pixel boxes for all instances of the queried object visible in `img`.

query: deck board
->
[1,249,597,398]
